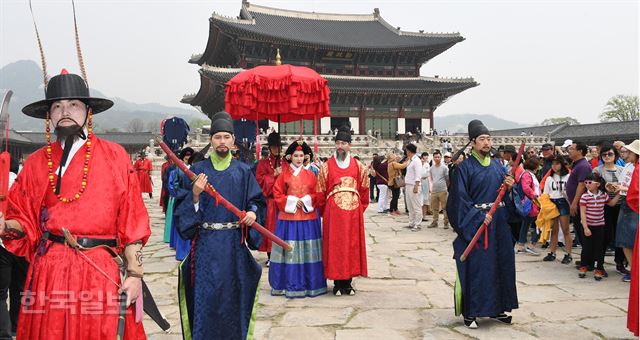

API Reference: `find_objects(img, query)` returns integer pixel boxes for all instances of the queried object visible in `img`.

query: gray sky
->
[1,0,638,124]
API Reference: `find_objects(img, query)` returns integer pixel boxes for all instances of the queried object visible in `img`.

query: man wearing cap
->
[0,70,150,339]
[447,120,518,329]
[538,143,555,180]
[255,131,287,264]
[134,152,153,198]
[175,111,265,339]
[316,123,369,296]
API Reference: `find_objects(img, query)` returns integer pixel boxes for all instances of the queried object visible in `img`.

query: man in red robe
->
[316,123,369,296]
[0,70,150,339]
[255,132,286,264]
[134,152,153,198]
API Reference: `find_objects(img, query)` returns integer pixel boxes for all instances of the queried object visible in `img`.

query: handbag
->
[393,176,406,189]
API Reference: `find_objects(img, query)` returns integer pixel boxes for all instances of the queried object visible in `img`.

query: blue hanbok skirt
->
[269,219,327,298]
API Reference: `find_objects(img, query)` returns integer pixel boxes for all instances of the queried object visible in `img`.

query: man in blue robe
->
[446,120,518,329]
[175,111,265,340]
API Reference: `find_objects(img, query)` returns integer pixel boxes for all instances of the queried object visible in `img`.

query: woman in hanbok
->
[269,141,327,298]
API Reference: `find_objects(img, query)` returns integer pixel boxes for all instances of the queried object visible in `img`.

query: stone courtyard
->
[141,178,634,340]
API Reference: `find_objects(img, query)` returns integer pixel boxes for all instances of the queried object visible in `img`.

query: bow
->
[0,90,13,215]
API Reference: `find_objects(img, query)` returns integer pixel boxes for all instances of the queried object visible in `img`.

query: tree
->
[146,119,161,133]
[600,95,639,122]
[540,117,580,126]
[189,118,210,130]
[127,118,145,132]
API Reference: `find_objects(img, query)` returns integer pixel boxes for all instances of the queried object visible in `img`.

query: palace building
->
[183,1,478,138]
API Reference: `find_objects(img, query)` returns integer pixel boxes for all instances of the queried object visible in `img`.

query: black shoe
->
[491,313,512,324]
[541,242,550,249]
[464,317,478,329]
[344,285,356,296]
[543,252,556,262]
[561,254,572,264]
[332,286,342,296]
[617,265,630,275]
[558,242,565,248]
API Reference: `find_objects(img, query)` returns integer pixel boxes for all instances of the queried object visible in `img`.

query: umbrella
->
[224,62,331,158]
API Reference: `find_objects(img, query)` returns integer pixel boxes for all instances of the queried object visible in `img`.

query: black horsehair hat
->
[22,69,113,119]
[335,121,352,143]
[267,132,283,147]
[468,119,490,140]
[210,111,235,135]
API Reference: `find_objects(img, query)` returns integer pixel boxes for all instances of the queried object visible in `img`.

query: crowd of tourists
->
[368,138,639,282]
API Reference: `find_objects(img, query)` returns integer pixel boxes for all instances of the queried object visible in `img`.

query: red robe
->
[316,156,369,280]
[273,166,319,222]
[255,155,287,252]
[134,158,153,193]
[627,161,639,336]
[4,135,151,340]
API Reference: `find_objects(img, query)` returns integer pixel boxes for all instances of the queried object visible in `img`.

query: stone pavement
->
[141,181,634,340]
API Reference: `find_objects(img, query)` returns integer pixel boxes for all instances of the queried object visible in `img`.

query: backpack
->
[514,172,537,217]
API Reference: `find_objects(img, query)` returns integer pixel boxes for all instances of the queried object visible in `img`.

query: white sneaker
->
[524,247,539,256]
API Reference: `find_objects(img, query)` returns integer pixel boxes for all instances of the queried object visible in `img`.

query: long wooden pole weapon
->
[460,142,525,262]
[157,139,293,251]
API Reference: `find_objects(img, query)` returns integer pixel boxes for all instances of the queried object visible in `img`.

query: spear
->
[157,139,292,251]
[460,142,525,262]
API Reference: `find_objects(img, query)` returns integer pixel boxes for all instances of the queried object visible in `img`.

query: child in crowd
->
[579,173,622,280]
[542,155,573,264]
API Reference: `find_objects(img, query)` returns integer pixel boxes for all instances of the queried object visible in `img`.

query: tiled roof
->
[209,2,464,51]
[192,65,478,96]
[553,120,639,141]
[490,120,639,144]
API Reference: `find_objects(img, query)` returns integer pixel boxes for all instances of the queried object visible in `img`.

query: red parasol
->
[224,63,331,158]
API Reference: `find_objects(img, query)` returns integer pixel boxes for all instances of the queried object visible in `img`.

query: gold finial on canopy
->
[275,48,282,65]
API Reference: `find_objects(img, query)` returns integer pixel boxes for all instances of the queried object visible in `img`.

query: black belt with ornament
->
[46,233,117,248]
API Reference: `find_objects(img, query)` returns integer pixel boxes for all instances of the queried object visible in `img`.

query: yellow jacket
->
[536,193,559,244]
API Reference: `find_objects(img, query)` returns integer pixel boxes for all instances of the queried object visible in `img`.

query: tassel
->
[255,115,261,161]
[313,116,318,154]
[189,233,199,288]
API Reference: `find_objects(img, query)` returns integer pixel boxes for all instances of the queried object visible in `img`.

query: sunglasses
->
[584,180,598,185]
[601,152,615,157]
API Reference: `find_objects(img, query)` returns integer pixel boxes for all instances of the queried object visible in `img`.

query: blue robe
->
[446,156,519,318]
[175,159,265,340]
[170,168,191,260]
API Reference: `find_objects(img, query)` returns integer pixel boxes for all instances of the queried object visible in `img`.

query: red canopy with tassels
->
[225,64,331,122]
[224,64,331,159]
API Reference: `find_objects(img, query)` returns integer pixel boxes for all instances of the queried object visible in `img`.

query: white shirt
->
[404,154,422,185]
[620,162,635,196]
[543,173,570,199]
[55,128,89,177]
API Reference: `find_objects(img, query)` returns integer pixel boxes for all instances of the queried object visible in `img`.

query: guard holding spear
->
[446,120,520,329]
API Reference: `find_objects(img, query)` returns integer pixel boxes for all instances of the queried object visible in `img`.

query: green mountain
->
[0,60,207,132]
